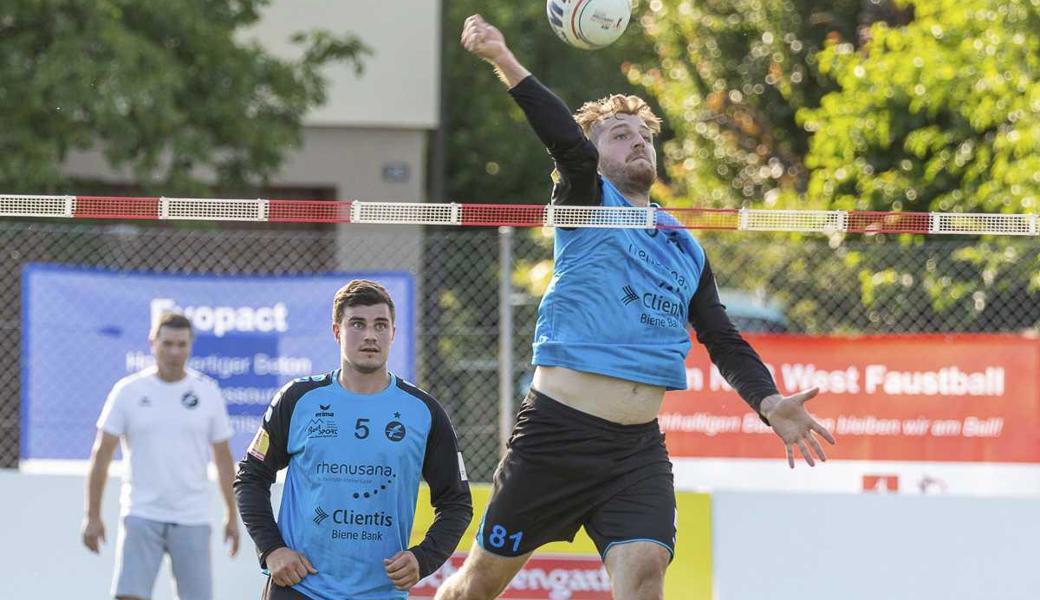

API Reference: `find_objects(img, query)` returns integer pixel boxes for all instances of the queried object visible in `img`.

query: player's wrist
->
[260,544,289,565]
[490,52,530,88]
[759,394,782,420]
[406,546,429,577]
[488,47,515,66]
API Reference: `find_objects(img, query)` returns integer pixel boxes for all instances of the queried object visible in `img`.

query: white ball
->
[546,0,632,50]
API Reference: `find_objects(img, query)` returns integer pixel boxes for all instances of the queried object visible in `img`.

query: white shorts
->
[112,515,212,600]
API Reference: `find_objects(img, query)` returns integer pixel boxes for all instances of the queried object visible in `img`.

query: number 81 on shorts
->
[487,524,524,553]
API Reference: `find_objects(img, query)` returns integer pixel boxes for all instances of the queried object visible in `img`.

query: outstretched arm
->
[688,257,780,412]
[688,257,834,467]
[462,14,600,206]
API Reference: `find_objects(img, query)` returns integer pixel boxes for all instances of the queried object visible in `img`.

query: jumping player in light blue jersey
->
[436,15,837,600]
[235,280,472,600]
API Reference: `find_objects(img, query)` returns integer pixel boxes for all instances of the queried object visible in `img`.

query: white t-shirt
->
[97,366,233,525]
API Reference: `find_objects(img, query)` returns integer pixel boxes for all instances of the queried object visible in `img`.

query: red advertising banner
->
[411,554,611,600]
[661,334,1040,463]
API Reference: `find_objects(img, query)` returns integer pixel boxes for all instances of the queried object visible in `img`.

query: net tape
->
[1,194,1037,236]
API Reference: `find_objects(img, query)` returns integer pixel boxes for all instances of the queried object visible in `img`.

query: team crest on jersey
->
[248,428,270,461]
[181,391,199,409]
[384,418,406,442]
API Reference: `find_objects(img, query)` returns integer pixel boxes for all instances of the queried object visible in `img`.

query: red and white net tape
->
[1,194,1037,235]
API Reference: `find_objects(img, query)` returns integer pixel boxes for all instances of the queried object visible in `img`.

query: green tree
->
[798,0,1040,325]
[802,0,1040,216]
[630,0,881,207]
[0,0,368,194]
[633,0,1040,333]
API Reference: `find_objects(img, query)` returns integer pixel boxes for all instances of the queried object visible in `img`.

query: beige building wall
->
[61,2,442,275]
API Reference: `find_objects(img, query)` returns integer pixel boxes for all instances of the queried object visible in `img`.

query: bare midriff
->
[532,365,665,425]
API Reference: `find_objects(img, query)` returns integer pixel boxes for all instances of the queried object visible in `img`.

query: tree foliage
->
[802,0,1040,215]
[630,0,876,206]
[0,0,368,194]
[632,0,1040,332]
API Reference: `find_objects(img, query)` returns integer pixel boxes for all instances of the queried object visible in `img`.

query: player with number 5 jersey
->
[235,280,472,600]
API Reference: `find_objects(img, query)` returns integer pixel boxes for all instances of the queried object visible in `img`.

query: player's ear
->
[331,322,340,342]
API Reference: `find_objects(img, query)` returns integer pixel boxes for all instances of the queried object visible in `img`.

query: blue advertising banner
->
[21,266,414,463]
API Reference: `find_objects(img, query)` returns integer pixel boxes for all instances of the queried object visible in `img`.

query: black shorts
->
[260,578,310,600]
[476,389,676,559]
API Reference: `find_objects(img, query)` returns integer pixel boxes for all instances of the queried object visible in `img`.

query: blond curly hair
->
[574,94,662,142]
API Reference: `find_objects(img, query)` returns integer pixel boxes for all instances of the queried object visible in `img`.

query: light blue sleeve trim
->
[473,511,487,549]
[602,538,675,562]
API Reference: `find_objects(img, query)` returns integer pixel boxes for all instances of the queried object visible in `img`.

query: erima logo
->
[620,286,639,305]
[313,506,330,525]
[320,404,331,410]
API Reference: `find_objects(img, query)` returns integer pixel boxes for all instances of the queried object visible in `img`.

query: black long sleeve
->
[397,381,473,579]
[688,257,779,418]
[233,378,325,567]
[508,75,601,206]
[234,456,285,567]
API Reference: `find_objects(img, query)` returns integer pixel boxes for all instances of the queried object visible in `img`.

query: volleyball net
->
[2,194,1038,235]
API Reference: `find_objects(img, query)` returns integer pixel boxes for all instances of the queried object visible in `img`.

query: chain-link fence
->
[2,221,1039,478]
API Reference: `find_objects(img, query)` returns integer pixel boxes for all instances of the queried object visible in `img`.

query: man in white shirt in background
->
[82,312,240,600]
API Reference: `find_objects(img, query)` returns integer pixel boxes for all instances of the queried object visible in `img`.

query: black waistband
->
[525,388,661,435]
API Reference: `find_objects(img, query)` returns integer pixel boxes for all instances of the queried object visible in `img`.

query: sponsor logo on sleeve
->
[248,428,270,461]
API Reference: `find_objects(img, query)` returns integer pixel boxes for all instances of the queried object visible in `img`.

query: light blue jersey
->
[236,371,471,600]
[533,177,705,390]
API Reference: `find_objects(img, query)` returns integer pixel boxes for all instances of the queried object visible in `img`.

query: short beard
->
[603,160,656,196]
